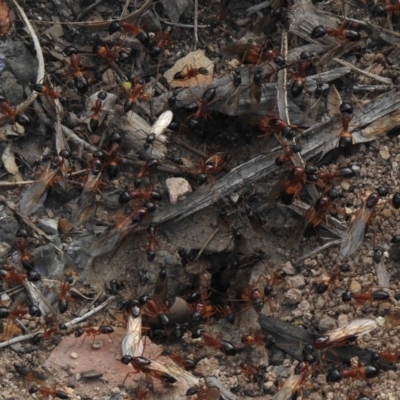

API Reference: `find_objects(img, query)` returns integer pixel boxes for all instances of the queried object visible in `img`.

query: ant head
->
[108,21,122,34]
[16,228,28,238]
[59,150,71,159]
[63,46,78,56]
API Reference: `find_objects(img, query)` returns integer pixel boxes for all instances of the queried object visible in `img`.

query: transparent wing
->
[121,314,144,357]
[150,111,173,139]
[325,318,378,345]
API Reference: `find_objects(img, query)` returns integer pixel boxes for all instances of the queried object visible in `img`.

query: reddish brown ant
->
[124,77,151,113]
[372,347,400,363]
[144,225,157,261]
[241,331,266,346]
[0,96,31,126]
[316,265,349,294]
[340,192,380,258]
[109,21,150,46]
[311,22,361,42]
[105,132,122,179]
[134,159,159,187]
[33,81,62,100]
[342,289,390,306]
[291,51,314,98]
[57,276,74,314]
[256,116,289,139]
[29,384,69,399]
[0,267,40,283]
[221,40,284,65]
[75,324,114,347]
[15,228,34,271]
[88,206,150,257]
[71,151,105,226]
[19,150,71,216]
[186,87,216,130]
[192,329,237,356]
[93,42,129,65]
[196,153,226,185]
[86,92,108,131]
[162,350,196,371]
[173,65,209,81]
[327,362,379,383]
[63,46,88,94]
[150,25,173,56]
[120,355,177,384]
[139,294,169,326]
[119,188,162,205]
[275,143,302,166]
[336,102,355,150]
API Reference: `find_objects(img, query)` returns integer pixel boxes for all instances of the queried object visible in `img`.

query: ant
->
[316,265,349,294]
[58,276,74,314]
[291,51,314,98]
[342,289,390,306]
[257,116,289,139]
[162,350,196,371]
[173,65,209,81]
[86,91,108,131]
[275,143,302,166]
[192,329,237,356]
[105,132,122,179]
[144,225,157,261]
[327,362,379,383]
[93,42,129,65]
[124,77,151,113]
[63,46,88,94]
[75,324,114,347]
[134,159,159,186]
[33,81,62,101]
[119,189,162,205]
[139,294,169,326]
[337,102,354,149]
[0,267,40,283]
[241,331,266,346]
[15,228,35,271]
[109,21,150,46]
[0,96,31,126]
[186,87,216,130]
[249,66,263,112]
[29,384,69,399]
[311,22,361,42]
[120,355,177,384]
[196,153,226,185]
[150,25,173,57]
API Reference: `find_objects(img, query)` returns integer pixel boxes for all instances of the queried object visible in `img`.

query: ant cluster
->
[1,0,400,398]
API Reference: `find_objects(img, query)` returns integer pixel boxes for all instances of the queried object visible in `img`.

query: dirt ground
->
[1,0,400,399]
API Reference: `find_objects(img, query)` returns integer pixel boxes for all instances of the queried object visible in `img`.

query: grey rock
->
[0,71,23,104]
[0,210,18,245]
[318,316,337,333]
[31,244,65,279]
[0,241,11,258]
[38,218,59,235]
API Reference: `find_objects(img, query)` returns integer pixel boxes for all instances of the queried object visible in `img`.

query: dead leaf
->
[58,218,74,233]
[0,0,11,36]
[164,50,214,88]
[327,84,341,117]
[1,144,19,175]
[0,321,21,341]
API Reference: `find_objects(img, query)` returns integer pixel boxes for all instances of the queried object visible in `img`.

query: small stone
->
[351,165,360,171]
[380,149,391,160]
[359,167,367,177]
[337,314,349,327]
[0,242,11,257]
[281,261,295,275]
[284,288,302,305]
[0,293,11,306]
[345,207,353,215]
[382,208,392,218]
[318,316,337,333]
[165,177,192,204]
[340,180,350,190]
[350,280,361,292]
[38,218,58,235]
[286,275,305,289]
[316,297,325,309]
[70,352,78,359]
[92,340,103,349]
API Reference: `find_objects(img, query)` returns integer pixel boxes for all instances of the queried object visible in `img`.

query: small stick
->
[293,239,342,265]
[194,0,199,49]
[75,0,102,21]
[196,228,219,260]
[0,296,115,349]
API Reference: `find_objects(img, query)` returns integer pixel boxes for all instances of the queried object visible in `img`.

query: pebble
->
[340,180,350,190]
[382,208,392,218]
[281,261,295,275]
[380,149,391,160]
[0,241,11,257]
[38,218,58,235]
[345,207,353,215]
[337,314,349,327]
[0,293,11,306]
[92,340,103,349]
[316,297,325,308]
[359,167,367,177]
[287,275,305,288]
[318,316,337,332]
[70,352,78,359]
[165,177,192,204]
[284,288,302,305]
[350,280,361,292]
